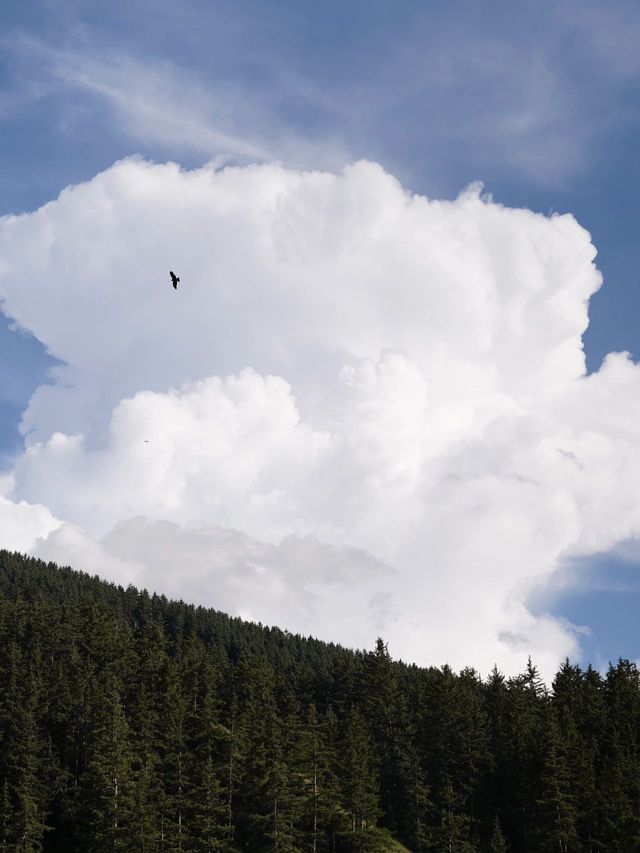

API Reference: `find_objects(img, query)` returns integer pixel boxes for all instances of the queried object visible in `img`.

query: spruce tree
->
[339,707,380,848]
[0,781,10,853]
[317,708,344,853]
[185,660,228,851]
[405,745,433,852]
[534,707,579,852]
[158,658,188,850]
[1,650,48,852]
[436,782,474,853]
[234,658,300,851]
[360,638,407,836]
[5,551,640,851]
[82,676,135,851]
[489,816,508,852]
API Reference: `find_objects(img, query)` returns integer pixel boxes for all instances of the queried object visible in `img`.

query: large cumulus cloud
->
[0,156,637,677]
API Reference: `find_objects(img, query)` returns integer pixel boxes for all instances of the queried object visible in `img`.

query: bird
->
[170,271,180,289]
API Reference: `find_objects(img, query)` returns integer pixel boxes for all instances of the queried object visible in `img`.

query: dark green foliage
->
[489,817,508,852]
[83,679,135,850]
[341,707,380,839]
[1,550,640,851]
[534,706,579,852]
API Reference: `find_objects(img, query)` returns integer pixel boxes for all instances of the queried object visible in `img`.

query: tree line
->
[0,550,639,852]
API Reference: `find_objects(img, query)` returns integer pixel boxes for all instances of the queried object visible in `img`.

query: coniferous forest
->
[1,551,640,851]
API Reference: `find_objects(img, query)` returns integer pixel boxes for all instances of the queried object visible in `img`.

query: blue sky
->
[2,0,640,672]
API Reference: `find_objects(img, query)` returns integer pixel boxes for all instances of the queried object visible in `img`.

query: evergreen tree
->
[499,660,547,852]
[0,781,11,853]
[488,816,508,853]
[339,707,380,847]
[129,618,168,850]
[360,639,408,837]
[600,660,640,851]
[0,648,48,852]
[2,551,640,851]
[317,708,344,853]
[553,661,604,851]
[534,707,579,852]
[185,658,228,850]
[293,704,323,852]
[435,782,474,853]
[405,746,432,852]
[234,658,300,851]
[158,658,188,850]
[82,676,135,851]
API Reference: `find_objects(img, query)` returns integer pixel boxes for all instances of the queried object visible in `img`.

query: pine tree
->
[222,688,239,848]
[360,638,408,837]
[292,704,322,852]
[405,746,433,852]
[485,667,509,833]
[185,658,228,851]
[499,660,547,851]
[129,618,168,850]
[82,676,135,851]
[0,646,48,852]
[453,667,492,844]
[552,660,604,851]
[534,707,579,853]
[6,551,640,851]
[489,816,508,852]
[317,708,344,853]
[600,660,640,850]
[0,781,10,853]
[340,708,380,847]
[159,659,188,850]
[436,782,474,853]
[234,658,300,851]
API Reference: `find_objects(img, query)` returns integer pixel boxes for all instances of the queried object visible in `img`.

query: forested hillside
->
[1,550,640,852]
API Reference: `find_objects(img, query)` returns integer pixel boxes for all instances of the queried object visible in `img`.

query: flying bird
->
[170,271,180,289]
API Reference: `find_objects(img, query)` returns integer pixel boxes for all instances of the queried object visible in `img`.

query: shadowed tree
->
[82,676,135,851]
[489,816,508,853]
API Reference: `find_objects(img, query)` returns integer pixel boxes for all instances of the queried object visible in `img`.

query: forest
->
[1,549,639,852]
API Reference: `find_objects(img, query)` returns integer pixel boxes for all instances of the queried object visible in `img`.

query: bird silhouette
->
[170,271,180,289]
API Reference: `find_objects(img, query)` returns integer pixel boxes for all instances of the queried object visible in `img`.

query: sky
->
[1,0,640,678]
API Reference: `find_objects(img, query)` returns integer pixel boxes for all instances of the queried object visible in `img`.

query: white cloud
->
[12,370,331,539]
[2,157,639,678]
[32,521,143,588]
[0,493,60,554]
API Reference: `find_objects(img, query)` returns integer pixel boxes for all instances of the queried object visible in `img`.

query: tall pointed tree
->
[340,707,380,848]
[488,816,508,853]
[82,675,135,851]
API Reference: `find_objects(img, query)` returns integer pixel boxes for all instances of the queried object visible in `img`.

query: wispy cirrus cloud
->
[555,0,640,80]
[9,37,273,162]
[5,0,640,192]
[6,35,350,170]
